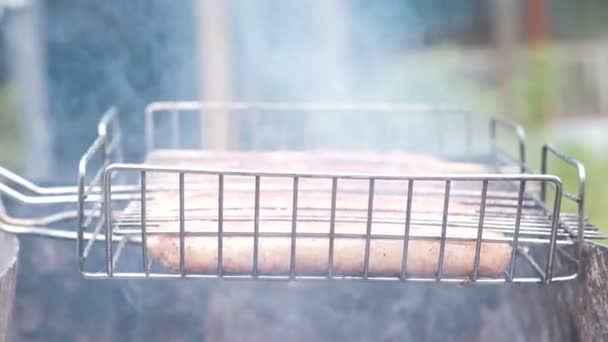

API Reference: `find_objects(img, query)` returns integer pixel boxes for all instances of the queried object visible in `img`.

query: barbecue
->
[0,102,600,286]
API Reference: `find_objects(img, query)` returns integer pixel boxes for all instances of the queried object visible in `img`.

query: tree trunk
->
[196,0,234,149]
[4,0,52,178]
[492,0,518,118]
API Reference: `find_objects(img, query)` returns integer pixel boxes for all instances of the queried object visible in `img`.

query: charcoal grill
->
[0,102,601,285]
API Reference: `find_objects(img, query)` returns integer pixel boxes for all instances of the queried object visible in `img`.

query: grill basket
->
[0,102,600,284]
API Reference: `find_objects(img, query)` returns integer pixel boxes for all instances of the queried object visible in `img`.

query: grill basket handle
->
[0,107,124,241]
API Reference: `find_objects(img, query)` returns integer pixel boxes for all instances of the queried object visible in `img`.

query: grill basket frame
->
[73,102,592,284]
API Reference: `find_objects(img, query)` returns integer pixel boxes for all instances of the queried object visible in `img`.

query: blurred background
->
[0,2,607,222]
[0,1,607,341]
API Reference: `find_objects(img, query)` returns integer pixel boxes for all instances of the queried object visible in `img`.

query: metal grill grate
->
[70,102,597,284]
[0,102,597,284]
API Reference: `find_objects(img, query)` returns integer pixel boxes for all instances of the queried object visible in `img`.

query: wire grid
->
[74,102,591,284]
[81,152,579,284]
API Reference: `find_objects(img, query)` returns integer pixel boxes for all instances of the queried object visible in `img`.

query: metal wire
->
[472,180,488,280]
[140,171,149,276]
[291,176,299,278]
[437,180,451,280]
[401,180,414,280]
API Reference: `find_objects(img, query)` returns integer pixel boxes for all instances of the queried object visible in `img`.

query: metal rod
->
[83,167,105,199]
[165,230,570,244]
[82,211,106,260]
[97,106,118,137]
[508,180,526,281]
[517,246,546,282]
[401,180,413,280]
[363,179,375,278]
[179,173,186,276]
[81,271,561,283]
[290,176,299,277]
[104,169,113,276]
[546,180,563,282]
[0,183,138,205]
[6,224,576,246]
[141,171,149,276]
[102,129,110,170]
[328,177,337,277]
[146,101,471,114]
[79,133,105,228]
[561,192,580,202]
[112,236,129,271]
[218,174,224,276]
[1,223,114,241]
[557,246,579,265]
[111,214,578,239]
[473,180,488,280]
[489,118,527,172]
[77,168,86,272]
[104,183,541,200]
[517,130,526,173]
[0,165,79,195]
[102,164,563,183]
[577,171,586,272]
[437,180,451,279]
[540,144,548,202]
[145,105,155,152]
[113,206,575,225]
[253,175,260,277]
[147,256,154,274]
[490,119,497,163]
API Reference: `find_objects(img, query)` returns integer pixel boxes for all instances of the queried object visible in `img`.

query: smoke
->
[217,1,495,155]
[229,1,354,102]
[44,0,199,175]
[6,1,511,341]
[40,0,493,171]
[229,1,418,102]
[227,1,489,102]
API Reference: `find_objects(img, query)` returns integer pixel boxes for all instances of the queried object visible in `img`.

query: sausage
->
[134,150,514,279]
[146,227,512,278]
[139,191,513,278]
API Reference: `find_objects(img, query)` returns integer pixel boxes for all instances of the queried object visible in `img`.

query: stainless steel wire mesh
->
[72,102,595,284]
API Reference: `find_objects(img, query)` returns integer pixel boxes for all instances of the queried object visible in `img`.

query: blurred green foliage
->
[357,45,608,234]
[360,47,500,113]
[511,45,560,131]
[552,0,608,40]
[506,47,608,236]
